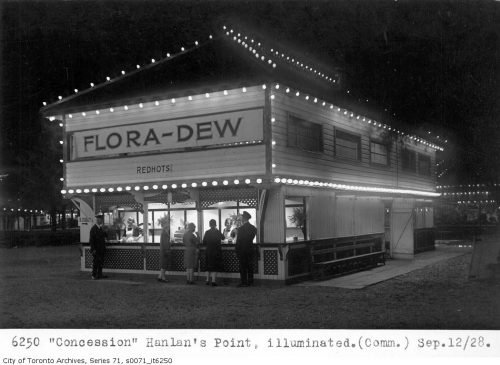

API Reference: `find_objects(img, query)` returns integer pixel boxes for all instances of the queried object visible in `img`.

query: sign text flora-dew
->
[70,108,263,160]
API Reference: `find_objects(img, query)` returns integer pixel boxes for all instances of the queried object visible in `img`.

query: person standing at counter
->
[235,211,257,287]
[203,219,224,286]
[158,222,171,283]
[183,223,199,284]
[121,217,142,243]
[90,213,108,280]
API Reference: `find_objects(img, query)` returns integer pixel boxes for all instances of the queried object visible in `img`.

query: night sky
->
[1,0,499,205]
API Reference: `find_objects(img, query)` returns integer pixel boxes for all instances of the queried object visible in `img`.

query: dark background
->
[1,0,499,210]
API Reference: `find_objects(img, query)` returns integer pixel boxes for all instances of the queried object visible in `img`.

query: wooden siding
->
[65,145,266,187]
[270,90,436,192]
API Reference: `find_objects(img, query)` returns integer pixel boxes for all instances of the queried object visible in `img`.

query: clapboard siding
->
[65,87,266,132]
[65,145,266,187]
[271,89,436,192]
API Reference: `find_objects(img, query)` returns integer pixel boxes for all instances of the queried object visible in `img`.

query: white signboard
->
[70,108,263,160]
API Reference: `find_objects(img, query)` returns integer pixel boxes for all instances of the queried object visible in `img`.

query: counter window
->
[285,197,307,242]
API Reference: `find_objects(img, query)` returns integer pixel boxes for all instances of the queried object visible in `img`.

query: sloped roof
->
[40,26,344,116]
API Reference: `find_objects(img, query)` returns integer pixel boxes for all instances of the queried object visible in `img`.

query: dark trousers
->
[238,251,254,285]
[92,251,105,278]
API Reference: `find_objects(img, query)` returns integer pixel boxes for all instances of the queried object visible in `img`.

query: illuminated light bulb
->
[262,84,266,89]
[151,59,155,63]
[195,41,199,46]
[338,108,341,112]
[161,185,167,189]
[61,190,67,194]
[280,178,286,183]
[136,65,140,69]
[121,70,125,75]
[212,181,218,186]
[124,105,128,110]
[272,63,276,68]
[202,181,207,187]
[100,188,106,192]
[58,95,63,100]
[330,105,333,109]
[82,112,86,117]
[322,101,326,106]
[74,89,78,93]
[223,90,228,95]
[166,53,171,57]
[272,163,276,168]
[305,96,309,100]
[143,185,149,190]
[296,91,300,96]
[272,140,276,146]
[69,114,72,118]
[106,76,111,81]
[155,101,159,106]
[209,35,213,39]
[245,179,251,184]
[223,180,229,185]
[171,184,177,189]
[68,189,75,194]
[171,98,176,103]
[287,179,293,184]
[242,87,247,93]
[256,178,262,184]
[92,188,98,193]
[271,117,276,123]
[270,95,275,100]
[139,103,143,108]
[205,93,210,98]
[43,102,47,106]
[116,187,122,192]
[188,96,193,101]
[134,186,140,191]
[268,60,272,64]
[109,108,114,112]
[181,183,187,188]
[234,179,239,185]
[181,47,185,51]
[95,110,100,114]
[285,88,290,93]
[344,110,348,115]
[90,83,94,87]
[293,180,298,184]
[275,84,280,89]
[108,188,114,192]
[191,183,197,188]
[59,159,64,163]
[59,140,64,145]
[49,116,55,121]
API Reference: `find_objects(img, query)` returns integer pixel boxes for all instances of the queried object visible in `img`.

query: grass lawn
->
[0,244,499,329]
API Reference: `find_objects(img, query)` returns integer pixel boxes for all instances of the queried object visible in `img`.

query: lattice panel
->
[144,191,193,204]
[263,250,279,275]
[95,193,143,212]
[221,250,240,273]
[171,249,185,271]
[145,249,160,271]
[200,187,258,208]
[85,248,144,270]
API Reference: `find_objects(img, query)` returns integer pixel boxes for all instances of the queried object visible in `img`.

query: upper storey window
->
[402,149,417,172]
[370,140,389,166]
[335,129,361,161]
[287,115,323,152]
[418,153,432,176]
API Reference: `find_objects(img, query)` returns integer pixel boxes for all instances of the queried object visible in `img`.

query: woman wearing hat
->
[203,219,224,286]
[183,222,199,284]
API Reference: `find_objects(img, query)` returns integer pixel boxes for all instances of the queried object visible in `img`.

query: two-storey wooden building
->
[41,25,441,283]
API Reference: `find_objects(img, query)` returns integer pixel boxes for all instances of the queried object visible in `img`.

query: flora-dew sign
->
[70,108,263,160]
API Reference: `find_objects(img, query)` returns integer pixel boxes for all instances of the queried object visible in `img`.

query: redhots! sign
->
[70,108,263,160]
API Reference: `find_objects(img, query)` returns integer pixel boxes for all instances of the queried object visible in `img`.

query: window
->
[401,149,416,172]
[285,197,307,242]
[335,129,361,161]
[370,140,389,165]
[418,154,431,176]
[287,115,323,152]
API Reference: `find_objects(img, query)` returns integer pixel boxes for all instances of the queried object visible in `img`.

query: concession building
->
[41,24,442,283]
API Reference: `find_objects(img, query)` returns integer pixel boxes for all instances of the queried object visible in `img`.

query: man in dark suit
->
[89,213,108,280]
[235,211,257,287]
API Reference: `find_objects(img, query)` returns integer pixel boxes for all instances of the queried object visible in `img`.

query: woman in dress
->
[203,219,224,286]
[183,223,199,284]
[157,222,171,283]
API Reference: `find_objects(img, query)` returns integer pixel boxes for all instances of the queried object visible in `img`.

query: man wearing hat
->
[235,211,257,287]
[89,212,108,280]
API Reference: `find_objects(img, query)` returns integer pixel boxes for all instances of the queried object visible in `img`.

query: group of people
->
[158,211,257,287]
[90,210,257,287]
